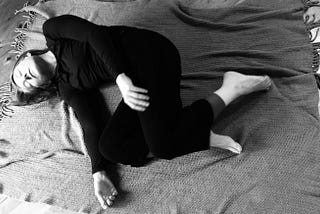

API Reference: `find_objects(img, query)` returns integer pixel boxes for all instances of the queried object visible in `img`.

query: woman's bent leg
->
[113,29,272,161]
[98,100,150,166]
[207,71,272,153]
[120,30,218,159]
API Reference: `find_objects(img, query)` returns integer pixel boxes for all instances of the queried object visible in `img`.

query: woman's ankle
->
[213,87,239,106]
[205,92,227,119]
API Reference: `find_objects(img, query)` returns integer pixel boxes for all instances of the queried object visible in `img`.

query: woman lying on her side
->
[10,15,272,209]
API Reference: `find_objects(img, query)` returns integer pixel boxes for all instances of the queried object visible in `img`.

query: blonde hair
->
[9,49,59,106]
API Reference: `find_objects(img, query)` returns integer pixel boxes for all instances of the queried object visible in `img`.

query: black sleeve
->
[59,83,111,174]
[43,15,125,80]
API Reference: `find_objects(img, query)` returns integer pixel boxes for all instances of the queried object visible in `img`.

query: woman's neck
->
[39,50,57,76]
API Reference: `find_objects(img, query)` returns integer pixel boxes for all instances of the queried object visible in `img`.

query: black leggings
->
[98,28,225,166]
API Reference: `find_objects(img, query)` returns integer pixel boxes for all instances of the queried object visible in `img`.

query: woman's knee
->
[149,146,176,160]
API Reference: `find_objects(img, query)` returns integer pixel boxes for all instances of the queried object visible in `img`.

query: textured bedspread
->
[1,0,320,213]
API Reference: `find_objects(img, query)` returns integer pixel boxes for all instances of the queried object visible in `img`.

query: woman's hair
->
[10,49,59,106]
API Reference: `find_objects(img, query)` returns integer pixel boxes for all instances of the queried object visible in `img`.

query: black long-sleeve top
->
[43,15,128,174]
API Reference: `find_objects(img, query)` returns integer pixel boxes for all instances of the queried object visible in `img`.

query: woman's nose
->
[28,76,42,87]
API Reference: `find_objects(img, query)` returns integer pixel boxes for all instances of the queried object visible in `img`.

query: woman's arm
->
[59,83,118,208]
[59,83,111,174]
[43,15,125,80]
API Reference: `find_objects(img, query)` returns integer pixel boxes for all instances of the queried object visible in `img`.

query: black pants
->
[99,27,225,166]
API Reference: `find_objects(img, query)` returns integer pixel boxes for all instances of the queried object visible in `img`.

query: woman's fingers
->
[127,95,150,106]
[129,90,149,101]
[126,97,150,111]
[131,86,148,94]
[128,90,150,100]
[124,90,151,111]
[126,101,147,112]
[120,82,151,111]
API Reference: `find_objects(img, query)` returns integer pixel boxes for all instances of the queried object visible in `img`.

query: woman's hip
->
[110,26,181,74]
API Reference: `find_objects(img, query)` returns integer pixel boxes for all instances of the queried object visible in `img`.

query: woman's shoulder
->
[56,81,78,100]
[57,80,92,100]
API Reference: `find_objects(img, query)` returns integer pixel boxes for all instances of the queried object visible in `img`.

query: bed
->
[0,0,320,213]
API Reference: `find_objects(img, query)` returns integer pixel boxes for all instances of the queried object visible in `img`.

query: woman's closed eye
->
[24,74,33,88]
[25,73,31,80]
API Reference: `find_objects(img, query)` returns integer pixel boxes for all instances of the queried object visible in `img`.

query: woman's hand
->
[116,73,150,111]
[93,171,118,209]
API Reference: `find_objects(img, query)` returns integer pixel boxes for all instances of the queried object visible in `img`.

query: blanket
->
[1,0,320,213]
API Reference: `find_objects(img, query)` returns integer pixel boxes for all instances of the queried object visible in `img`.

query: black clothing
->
[43,15,126,89]
[43,15,126,173]
[43,15,225,173]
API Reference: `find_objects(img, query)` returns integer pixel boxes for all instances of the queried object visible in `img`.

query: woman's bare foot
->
[93,170,118,209]
[227,71,272,95]
[210,131,242,154]
[206,72,270,153]
[214,71,272,105]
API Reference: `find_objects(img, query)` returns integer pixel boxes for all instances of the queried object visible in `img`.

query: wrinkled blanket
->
[1,0,320,213]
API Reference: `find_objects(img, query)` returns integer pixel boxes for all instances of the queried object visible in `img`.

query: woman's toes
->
[240,75,272,95]
[266,77,272,89]
[233,142,242,154]
[106,199,113,207]
[223,71,272,94]
[262,76,272,87]
[227,146,240,154]
[97,194,108,209]
[210,132,242,154]
[225,142,242,154]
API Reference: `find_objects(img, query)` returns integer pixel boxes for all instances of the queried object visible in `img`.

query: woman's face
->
[12,55,47,93]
